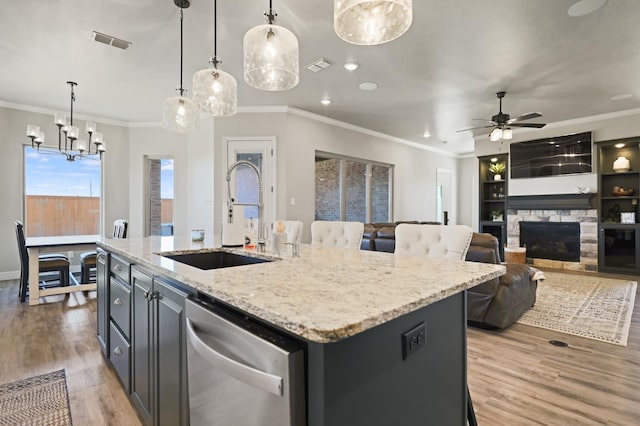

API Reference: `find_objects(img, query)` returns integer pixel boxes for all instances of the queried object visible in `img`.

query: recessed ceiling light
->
[344,62,359,71]
[359,82,378,91]
[568,0,606,17]
[423,131,430,138]
[490,157,498,163]
[610,93,633,101]
[321,99,332,105]
[615,143,625,148]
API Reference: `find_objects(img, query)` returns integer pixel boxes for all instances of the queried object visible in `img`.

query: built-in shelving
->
[597,137,640,274]
[478,154,508,261]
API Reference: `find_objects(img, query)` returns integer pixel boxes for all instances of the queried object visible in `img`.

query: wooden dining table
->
[25,234,100,306]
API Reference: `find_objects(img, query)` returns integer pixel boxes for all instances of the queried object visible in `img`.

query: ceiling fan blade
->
[508,112,542,123]
[509,122,546,128]
[456,124,496,132]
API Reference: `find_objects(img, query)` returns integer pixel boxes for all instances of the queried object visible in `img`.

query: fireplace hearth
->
[520,222,580,262]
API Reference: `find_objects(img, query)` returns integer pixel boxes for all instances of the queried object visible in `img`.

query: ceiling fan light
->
[162,96,199,133]
[243,23,299,91]
[503,128,513,140]
[193,65,238,117]
[490,128,503,142]
[334,0,412,45]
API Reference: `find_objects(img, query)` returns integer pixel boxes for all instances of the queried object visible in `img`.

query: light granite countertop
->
[98,236,505,343]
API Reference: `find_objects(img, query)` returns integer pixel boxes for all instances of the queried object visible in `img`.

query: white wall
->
[0,105,129,279]
[213,111,457,242]
[127,117,214,239]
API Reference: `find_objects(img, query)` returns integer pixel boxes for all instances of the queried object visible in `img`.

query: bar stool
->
[80,219,127,283]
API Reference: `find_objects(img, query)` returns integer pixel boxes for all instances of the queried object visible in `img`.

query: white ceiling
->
[2,0,639,154]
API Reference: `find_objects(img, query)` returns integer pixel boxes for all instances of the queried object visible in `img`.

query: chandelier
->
[334,0,413,45]
[243,0,299,91]
[162,1,199,133]
[26,81,105,162]
[192,0,237,116]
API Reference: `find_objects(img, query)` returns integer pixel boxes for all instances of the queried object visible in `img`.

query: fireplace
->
[507,194,598,272]
[519,222,580,262]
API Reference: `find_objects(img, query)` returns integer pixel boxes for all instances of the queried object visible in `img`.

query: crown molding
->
[0,100,131,127]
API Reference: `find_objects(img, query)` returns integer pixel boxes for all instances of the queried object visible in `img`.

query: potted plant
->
[491,209,503,222]
[489,162,506,181]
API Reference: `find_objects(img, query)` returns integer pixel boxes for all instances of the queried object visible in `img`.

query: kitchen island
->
[98,236,504,426]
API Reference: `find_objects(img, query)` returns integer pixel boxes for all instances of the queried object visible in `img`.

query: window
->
[148,158,174,236]
[24,146,101,237]
[315,153,393,223]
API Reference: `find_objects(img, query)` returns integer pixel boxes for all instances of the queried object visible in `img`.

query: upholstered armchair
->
[394,224,474,260]
[311,221,364,249]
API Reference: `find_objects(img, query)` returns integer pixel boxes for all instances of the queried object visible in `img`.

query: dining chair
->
[80,219,128,283]
[15,221,71,303]
[310,221,364,249]
[394,223,473,260]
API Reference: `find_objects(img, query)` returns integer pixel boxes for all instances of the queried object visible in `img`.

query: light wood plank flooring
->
[0,280,141,425]
[1,270,638,425]
[468,270,640,425]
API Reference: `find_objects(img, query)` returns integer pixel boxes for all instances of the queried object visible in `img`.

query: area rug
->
[516,272,637,346]
[0,369,72,425]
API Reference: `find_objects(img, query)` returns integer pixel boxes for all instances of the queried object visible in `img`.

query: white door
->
[225,137,276,234]
[436,168,455,225]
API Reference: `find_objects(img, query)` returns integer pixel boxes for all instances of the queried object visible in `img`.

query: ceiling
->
[2,0,639,155]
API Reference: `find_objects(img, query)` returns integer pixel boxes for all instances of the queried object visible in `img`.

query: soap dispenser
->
[244,218,257,250]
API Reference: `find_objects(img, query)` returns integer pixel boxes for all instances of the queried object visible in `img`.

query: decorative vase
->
[494,174,502,181]
[613,156,631,172]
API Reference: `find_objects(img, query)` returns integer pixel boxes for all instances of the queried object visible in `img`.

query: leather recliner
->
[465,233,538,328]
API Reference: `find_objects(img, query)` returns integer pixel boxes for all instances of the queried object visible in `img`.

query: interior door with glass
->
[225,138,275,236]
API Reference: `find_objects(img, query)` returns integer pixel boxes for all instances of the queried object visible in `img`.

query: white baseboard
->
[0,271,20,281]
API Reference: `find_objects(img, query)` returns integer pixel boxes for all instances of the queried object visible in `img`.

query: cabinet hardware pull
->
[114,264,123,272]
[113,346,122,356]
[149,291,158,300]
[113,297,122,306]
[143,290,150,299]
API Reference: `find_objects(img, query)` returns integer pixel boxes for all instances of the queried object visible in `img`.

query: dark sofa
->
[361,223,537,328]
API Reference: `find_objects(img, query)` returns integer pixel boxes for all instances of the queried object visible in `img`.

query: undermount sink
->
[160,250,272,270]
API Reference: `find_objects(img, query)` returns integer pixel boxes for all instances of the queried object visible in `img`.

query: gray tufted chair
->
[311,221,364,249]
[394,224,473,260]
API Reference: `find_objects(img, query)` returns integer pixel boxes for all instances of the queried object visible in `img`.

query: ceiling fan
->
[457,91,546,141]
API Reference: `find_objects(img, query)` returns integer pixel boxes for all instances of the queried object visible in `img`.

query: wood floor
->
[0,280,141,426]
[0,270,638,425]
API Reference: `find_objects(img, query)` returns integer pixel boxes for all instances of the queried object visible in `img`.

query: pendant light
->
[162,2,199,133]
[334,0,413,45]
[192,0,237,116]
[243,0,299,91]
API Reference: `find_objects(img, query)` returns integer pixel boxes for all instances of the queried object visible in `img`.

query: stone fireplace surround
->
[506,194,598,271]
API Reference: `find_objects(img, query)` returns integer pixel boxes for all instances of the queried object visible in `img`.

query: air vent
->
[305,57,333,73]
[92,31,132,50]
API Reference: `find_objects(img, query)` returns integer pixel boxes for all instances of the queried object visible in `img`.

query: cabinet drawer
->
[110,254,130,283]
[110,278,131,339]
[109,321,131,393]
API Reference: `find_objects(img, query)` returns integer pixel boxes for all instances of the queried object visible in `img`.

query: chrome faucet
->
[225,160,265,248]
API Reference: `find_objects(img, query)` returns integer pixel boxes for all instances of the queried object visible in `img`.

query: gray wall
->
[213,111,458,243]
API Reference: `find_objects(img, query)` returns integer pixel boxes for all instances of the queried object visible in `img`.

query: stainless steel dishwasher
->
[185,298,306,426]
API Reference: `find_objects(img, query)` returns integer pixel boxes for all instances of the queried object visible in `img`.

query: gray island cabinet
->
[97,236,504,426]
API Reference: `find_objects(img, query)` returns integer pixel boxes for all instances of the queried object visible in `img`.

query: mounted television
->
[510,132,592,179]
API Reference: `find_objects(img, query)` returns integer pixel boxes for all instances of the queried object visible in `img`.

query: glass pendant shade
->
[334,0,412,45]
[502,128,513,140]
[193,66,238,116]
[162,96,199,133]
[490,128,503,142]
[244,24,299,91]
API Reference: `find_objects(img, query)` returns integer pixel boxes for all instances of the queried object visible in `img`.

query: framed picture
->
[621,212,635,224]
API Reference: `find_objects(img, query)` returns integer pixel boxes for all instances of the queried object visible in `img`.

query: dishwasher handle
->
[186,318,284,396]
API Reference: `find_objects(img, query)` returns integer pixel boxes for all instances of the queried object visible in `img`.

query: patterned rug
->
[0,369,72,425]
[517,272,637,346]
